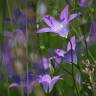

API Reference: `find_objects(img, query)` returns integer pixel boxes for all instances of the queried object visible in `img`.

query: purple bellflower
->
[9,72,39,94]
[39,74,62,93]
[49,36,77,66]
[63,36,77,64]
[37,5,80,38]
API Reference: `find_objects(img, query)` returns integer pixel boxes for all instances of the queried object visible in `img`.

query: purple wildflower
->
[2,41,14,77]
[78,0,93,7]
[3,29,28,47]
[39,74,62,93]
[49,56,62,68]
[9,72,39,94]
[37,5,80,38]
[49,36,77,65]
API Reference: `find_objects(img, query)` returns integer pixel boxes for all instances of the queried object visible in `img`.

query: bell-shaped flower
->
[49,36,77,66]
[39,74,62,93]
[37,5,80,38]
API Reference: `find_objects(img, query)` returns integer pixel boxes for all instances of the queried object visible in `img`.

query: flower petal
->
[58,25,69,38]
[9,83,19,88]
[49,76,61,92]
[67,36,76,51]
[39,74,51,84]
[55,49,65,57]
[41,81,49,93]
[68,13,78,22]
[37,27,52,33]
[43,16,59,27]
[60,5,69,21]
[63,50,77,64]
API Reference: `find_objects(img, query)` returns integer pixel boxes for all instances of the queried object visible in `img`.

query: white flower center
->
[52,23,64,32]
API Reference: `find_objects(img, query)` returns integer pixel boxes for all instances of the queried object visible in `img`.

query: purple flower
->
[49,36,77,65]
[63,36,77,64]
[2,41,14,76]
[86,21,96,47]
[9,72,38,94]
[78,0,93,7]
[39,74,62,93]
[37,5,80,38]
[3,29,28,47]
[49,56,62,67]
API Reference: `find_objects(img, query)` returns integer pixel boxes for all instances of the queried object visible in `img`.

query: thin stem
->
[69,40,80,96]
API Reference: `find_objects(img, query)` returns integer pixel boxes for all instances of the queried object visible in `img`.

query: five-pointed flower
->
[39,74,62,93]
[37,5,80,38]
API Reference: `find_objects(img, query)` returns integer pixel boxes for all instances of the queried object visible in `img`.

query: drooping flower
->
[37,5,80,38]
[9,72,39,94]
[63,36,77,64]
[39,74,62,93]
[49,36,77,65]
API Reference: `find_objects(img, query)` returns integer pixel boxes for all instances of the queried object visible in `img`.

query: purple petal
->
[43,16,59,27]
[55,49,65,57]
[49,56,62,68]
[9,83,19,88]
[68,13,78,22]
[42,57,50,70]
[54,56,62,65]
[37,27,52,33]
[49,76,61,92]
[39,74,51,93]
[63,50,77,64]
[39,74,51,84]
[60,5,69,21]
[67,36,76,51]
[41,81,49,93]
[58,24,69,38]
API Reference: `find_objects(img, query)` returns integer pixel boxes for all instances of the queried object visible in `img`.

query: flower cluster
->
[5,5,80,94]
[36,5,80,94]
